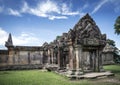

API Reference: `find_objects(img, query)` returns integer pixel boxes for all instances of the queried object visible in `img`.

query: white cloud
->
[0,28,44,49]
[21,0,61,18]
[114,6,120,13]
[21,1,29,13]
[0,6,3,13]
[7,0,80,20]
[111,0,120,13]
[8,8,22,16]
[48,15,68,20]
[78,3,88,17]
[0,28,8,46]
[61,3,79,15]
[92,0,109,14]
[91,0,120,14]
[82,3,89,10]
[12,32,41,46]
[37,0,60,14]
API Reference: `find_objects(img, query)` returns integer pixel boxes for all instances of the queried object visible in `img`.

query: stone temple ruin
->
[0,14,114,78]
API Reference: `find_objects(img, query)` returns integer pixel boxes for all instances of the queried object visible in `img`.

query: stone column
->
[40,51,43,64]
[111,53,114,64]
[69,45,74,70]
[53,52,56,64]
[47,49,50,64]
[67,41,75,76]
[92,51,96,71]
[99,50,104,72]
[59,47,67,69]
[96,49,99,72]
[57,47,61,69]
[8,47,14,65]
[50,48,54,64]
[90,50,96,72]
[75,45,83,75]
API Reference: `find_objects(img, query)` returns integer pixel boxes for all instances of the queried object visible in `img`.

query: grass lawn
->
[0,65,120,85]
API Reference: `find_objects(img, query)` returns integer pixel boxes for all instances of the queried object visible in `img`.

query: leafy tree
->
[56,36,61,40]
[114,47,120,64]
[106,39,115,47]
[114,16,120,35]
[107,39,120,63]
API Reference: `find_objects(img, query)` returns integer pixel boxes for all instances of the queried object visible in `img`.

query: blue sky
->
[0,0,120,49]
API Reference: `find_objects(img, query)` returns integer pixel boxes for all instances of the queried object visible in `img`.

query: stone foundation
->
[0,64,43,71]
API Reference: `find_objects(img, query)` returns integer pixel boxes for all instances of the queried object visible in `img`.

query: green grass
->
[0,70,88,85]
[104,65,120,79]
[0,65,120,85]
[104,65,120,73]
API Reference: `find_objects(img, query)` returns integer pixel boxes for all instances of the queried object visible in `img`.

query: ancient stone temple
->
[0,34,43,70]
[48,14,107,76]
[102,43,115,65]
[0,14,109,74]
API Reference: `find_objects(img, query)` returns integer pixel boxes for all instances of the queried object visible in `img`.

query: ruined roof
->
[103,43,115,52]
[15,46,43,51]
[73,13,101,38]
[46,13,107,47]
[4,13,106,49]
[42,42,48,46]
[5,33,13,47]
[66,13,106,46]
[0,50,8,54]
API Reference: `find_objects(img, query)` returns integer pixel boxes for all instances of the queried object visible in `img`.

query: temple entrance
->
[89,50,96,71]
[83,49,97,72]
[59,50,69,69]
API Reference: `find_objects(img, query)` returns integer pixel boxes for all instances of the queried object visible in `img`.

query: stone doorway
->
[89,50,96,71]
[59,51,69,69]
[83,50,97,72]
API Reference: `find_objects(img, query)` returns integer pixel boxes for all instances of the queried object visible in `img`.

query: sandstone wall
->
[0,48,44,70]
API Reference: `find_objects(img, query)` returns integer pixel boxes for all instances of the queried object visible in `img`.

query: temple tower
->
[5,33,13,47]
[5,33,14,65]
[67,13,106,76]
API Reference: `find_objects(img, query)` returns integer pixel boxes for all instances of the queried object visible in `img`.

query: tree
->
[114,47,120,64]
[114,16,120,35]
[107,39,120,63]
[106,39,115,47]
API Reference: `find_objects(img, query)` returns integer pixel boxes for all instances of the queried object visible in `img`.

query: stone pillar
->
[58,48,63,69]
[110,53,114,64]
[53,52,56,64]
[48,49,50,64]
[28,52,31,64]
[57,47,61,69]
[75,45,83,75]
[67,41,75,76]
[40,51,43,64]
[99,50,104,72]
[8,47,14,65]
[96,49,99,72]
[51,48,54,64]
[92,51,96,71]
[69,45,74,70]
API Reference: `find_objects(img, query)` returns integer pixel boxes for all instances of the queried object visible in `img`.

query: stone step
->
[67,71,114,80]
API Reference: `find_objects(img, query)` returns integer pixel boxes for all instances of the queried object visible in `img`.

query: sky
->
[0,0,120,49]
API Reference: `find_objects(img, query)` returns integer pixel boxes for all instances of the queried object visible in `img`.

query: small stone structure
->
[0,33,43,70]
[0,14,114,76]
[102,43,115,65]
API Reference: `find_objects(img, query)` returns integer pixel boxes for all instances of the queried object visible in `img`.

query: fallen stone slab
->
[67,71,114,79]
[83,71,114,79]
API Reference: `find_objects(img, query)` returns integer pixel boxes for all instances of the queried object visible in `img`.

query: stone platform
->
[67,71,114,79]
[55,70,114,80]
[0,64,43,70]
[71,72,114,79]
